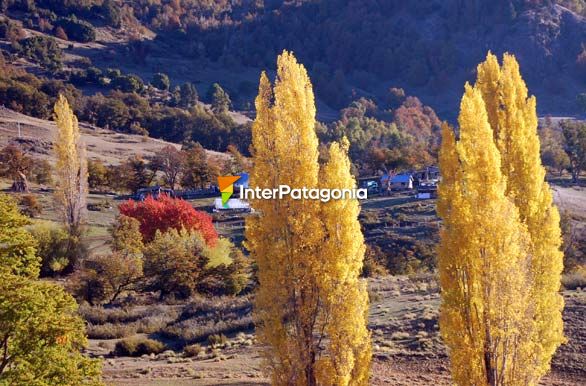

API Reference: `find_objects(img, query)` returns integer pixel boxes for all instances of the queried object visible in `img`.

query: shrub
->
[18,194,42,217]
[105,68,122,79]
[27,219,87,276]
[199,244,251,296]
[562,266,586,290]
[111,74,144,93]
[110,215,144,257]
[29,223,70,277]
[142,229,209,299]
[208,333,228,347]
[87,322,138,339]
[55,17,96,42]
[160,296,253,344]
[31,158,52,185]
[73,56,92,68]
[85,66,102,84]
[114,337,166,357]
[183,343,203,357]
[0,18,24,41]
[361,245,388,277]
[119,195,218,245]
[70,252,143,305]
[79,304,173,324]
[54,26,68,40]
[0,80,51,118]
[87,159,110,190]
[17,36,62,70]
[151,73,170,91]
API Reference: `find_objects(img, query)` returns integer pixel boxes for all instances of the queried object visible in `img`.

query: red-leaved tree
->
[118,195,218,246]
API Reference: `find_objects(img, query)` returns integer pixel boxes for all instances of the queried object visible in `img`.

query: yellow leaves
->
[474,52,565,381]
[440,53,564,386]
[246,51,369,385]
[53,94,88,234]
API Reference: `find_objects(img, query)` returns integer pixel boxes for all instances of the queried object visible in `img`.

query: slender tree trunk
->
[11,172,28,192]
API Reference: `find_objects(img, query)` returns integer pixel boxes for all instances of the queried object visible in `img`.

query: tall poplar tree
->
[53,94,88,273]
[245,51,370,385]
[316,139,371,384]
[54,94,88,237]
[438,86,533,385]
[476,52,564,380]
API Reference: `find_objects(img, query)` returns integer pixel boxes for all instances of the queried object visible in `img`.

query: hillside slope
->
[0,107,227,164]
[4,1,586,122]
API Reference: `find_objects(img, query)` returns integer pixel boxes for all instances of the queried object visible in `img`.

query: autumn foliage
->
[246,51,370,385]
[438,53,564,385]
[118,195,217,246]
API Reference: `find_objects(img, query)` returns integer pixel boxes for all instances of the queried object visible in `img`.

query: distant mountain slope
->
[3,0,586,121]
[135,0,586,118]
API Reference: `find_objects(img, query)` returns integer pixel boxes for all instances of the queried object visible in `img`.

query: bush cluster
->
[114,337,166,357]
[54,16,95,42]
[16,35,62,70]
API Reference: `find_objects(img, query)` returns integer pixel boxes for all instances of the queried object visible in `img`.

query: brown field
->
[90,279,584,385]
[0,107,228,165]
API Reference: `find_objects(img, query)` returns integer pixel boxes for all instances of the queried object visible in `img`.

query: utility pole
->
[17,122,21,138]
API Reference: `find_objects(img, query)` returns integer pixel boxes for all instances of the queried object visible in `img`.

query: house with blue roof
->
[389,173,414,190]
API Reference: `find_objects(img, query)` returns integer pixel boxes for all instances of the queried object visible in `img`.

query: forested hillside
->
[2,0,586,120]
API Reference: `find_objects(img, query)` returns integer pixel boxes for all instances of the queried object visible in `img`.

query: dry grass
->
[82,295,253,345]
[562,268,586,290]
[82,304,181,339]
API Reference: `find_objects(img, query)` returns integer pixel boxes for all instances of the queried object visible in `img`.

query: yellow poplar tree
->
[438,85,533,385]
[245,51,370,385]
[476,52,564,380]
[53,94,88,237]
[316,138,370,384]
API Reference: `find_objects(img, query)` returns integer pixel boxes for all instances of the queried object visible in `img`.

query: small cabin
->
[413,166,440,186]
[390,174,414,190]
[416,182,438,199]
[358,176,381,194]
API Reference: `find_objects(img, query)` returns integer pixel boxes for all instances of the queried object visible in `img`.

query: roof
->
[391,174,413,183]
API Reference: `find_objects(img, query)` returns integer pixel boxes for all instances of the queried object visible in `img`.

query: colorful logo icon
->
[218,176,241,208]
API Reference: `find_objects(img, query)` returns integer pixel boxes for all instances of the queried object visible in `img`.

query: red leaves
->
[119,194,217,246]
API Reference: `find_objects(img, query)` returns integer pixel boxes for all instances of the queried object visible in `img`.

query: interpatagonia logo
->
[240,184,367,202]
[218,176,241,207]
[219,174,367,205]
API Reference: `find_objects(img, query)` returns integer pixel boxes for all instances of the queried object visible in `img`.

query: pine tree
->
[476,52,564,381]
[438,85,533,385]
[209,83,231,113]
[53,94,88,238]
[245,51,370,385]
